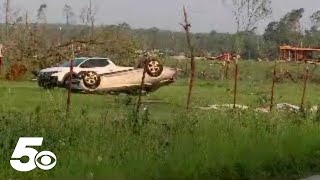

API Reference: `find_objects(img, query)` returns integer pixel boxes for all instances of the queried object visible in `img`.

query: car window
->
[80,59,95,68]
[80,59,109,68]
[94,59,110,67]
[60,58,86,67]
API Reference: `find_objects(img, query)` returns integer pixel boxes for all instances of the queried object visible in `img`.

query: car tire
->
[82,71,101,89]
[145,59,163,77]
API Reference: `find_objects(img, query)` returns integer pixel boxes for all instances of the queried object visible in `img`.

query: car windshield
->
[60,58,87,67]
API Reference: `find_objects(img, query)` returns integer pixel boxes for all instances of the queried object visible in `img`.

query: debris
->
[276,103,300,112]
[197,105,219,110]
[255,108,270,113]
[197,103,320,114]
[310,106,318,113]
[221,104,248,110]
[197,104,248,111]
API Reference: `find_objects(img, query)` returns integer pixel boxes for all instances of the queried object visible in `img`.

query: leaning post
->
[66,43,75,113]
[300,67,309,109]
[0,44,3,76]
[225,54,230,79]
[136,57,148,113]
[181,6,196,110]
[270,61,277,112]
[233,60,239,109]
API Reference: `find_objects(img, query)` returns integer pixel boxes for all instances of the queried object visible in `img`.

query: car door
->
[79,59,112,74]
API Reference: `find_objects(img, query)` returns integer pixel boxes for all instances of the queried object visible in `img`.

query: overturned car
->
[37,57,177,94]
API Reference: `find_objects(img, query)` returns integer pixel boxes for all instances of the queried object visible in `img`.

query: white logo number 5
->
[10,137,56,172]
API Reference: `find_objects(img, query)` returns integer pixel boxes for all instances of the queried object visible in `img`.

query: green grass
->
[1,61,320,179]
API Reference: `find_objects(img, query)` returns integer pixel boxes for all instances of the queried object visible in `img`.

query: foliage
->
[229,0,272,32]
[310,11,320,30]
[263,8,306,59]
[264,8,304,45]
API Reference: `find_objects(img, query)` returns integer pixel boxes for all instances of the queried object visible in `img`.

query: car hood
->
[40,67,67,73]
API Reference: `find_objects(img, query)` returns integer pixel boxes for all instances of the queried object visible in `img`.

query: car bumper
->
[38,75,59,88]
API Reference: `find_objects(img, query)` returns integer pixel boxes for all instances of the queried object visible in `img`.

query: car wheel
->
[82,71,101,89]
[145,59,163,77]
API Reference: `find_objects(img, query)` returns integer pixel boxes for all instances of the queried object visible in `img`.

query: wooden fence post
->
[225,61,229,79]
[300,67,309,109]
[225,54,230,79]
[0,45,3,76]
[233,61,239,109]
[66,43,74,113]
[137,58,147,113]
[270,62,277,112]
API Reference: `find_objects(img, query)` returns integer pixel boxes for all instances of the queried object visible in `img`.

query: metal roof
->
[279,46,320,51]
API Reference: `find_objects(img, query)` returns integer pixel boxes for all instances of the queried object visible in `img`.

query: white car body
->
[37,57,177,94]
[38,57,133,84]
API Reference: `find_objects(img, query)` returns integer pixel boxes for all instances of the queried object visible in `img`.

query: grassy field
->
[1,60,320,179]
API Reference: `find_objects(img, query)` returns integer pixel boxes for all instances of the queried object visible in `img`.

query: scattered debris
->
[197,105,219,111]
[255,107,270,113]
[197,103,319,113]
[310,106,318,113]
[197,104,248,111]
[221,104,248,110]
[206,52,241,62]
[276,103,300,112]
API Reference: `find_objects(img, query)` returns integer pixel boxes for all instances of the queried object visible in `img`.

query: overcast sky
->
[8,0,320,33]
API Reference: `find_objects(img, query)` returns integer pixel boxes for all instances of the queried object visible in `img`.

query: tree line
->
[0,0,319,76]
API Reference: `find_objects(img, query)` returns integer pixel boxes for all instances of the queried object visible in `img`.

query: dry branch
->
[37,39,104,67]
[181,6,196,110]
[56,39,104,48]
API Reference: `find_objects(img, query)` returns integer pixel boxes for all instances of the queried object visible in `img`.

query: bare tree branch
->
[181,6,196,110]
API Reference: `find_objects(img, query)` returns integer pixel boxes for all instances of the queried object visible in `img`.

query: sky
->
[7,0,320,33]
